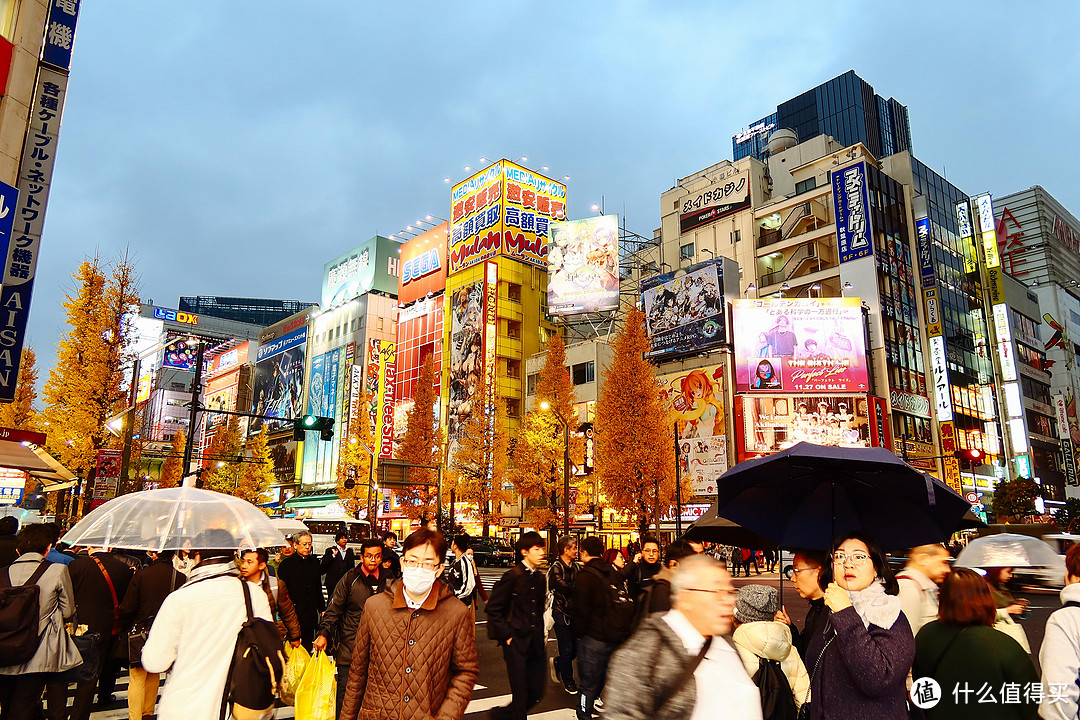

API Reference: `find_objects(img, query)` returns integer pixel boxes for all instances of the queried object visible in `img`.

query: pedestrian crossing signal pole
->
[674,422,682,537]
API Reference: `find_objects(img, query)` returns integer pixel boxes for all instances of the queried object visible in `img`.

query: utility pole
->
[674,422,682,537]
[117,355,140,495]
[181,342,205,487]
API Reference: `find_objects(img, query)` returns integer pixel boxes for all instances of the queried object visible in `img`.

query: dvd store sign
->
[153,307,199,326]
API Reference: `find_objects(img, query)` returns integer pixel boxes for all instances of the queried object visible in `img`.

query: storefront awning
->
[282,492,338,509]
[0,441,77,491]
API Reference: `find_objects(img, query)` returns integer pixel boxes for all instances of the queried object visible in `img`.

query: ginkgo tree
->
[395,356,445,522]
[336,399,377,519]
[0,348,40,496]
[158,429,185,489]
[595,308,676,537]
[449,381,509,536]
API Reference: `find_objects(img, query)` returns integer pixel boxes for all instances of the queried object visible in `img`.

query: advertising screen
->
[641,259,726,360]
[659,363,727,497]
[446,282,484,451]
[547,215,620,316]
[398,224,448,306]
[251,327,307,432]
[732,298,869,393]
[161,332,201,371]
[741,395,870,456]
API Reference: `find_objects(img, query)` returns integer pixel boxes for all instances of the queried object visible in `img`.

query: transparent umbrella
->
[269,517,309,536]
[955,533,1062,569]
[62,486,284,551]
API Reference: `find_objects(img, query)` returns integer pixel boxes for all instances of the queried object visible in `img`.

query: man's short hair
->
[1066,542,1080,581]
[452,534,471,552]
[384,531,398,542]
[0,516,17,536]
[335,532,348,542]
[793,549,827,568]
[293,531,312,544]
[640,535,660,550]
[241,548,270,565]
[664,539,695,567]
[360,538,383,554]
[401,528,447,561]
[192,528,236,560]
[15,523,53,555]
[670,553,723,599]
[515,532,544,558]
[44,523,63,543]
[556,535,577,555]
[907,543,948,561]
[580,536,605,558]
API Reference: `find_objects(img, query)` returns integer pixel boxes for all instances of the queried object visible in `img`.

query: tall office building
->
[178,296,317,328]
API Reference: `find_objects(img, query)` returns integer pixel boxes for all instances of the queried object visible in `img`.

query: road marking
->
[475,620,487,624]
[529,710,577,720]
[465,693,513,714]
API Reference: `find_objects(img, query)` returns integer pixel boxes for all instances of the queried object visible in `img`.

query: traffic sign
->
[965,491,978,503]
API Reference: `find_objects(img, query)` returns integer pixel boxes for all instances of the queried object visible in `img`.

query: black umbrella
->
[683,505,777,549]
[714,442,971,552]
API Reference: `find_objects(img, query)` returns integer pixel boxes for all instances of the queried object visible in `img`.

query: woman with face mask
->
[802,532,916,720]
[338,528,479,720]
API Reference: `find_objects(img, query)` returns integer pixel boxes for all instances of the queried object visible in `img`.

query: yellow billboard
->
[449,160,567,273]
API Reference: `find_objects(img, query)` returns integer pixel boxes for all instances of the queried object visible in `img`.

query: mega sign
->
[641,258,727,361]
[832,162,874,264]
[449,160,567,273]
[547,215,620,316]
[397,223,448,306]
[153,307,199,325]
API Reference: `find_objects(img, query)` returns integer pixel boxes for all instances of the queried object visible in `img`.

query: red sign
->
[0,427,46,445]
[398,224,448,306]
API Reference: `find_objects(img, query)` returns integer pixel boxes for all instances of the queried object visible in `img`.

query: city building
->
[395,223,448,405]
[178,296,317,328]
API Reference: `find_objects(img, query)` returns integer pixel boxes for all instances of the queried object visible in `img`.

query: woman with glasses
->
[803,532,915,720]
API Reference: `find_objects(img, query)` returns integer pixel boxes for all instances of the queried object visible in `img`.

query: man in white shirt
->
[895,543,951,636]
[604,554,761,720]
[142,529,273,720]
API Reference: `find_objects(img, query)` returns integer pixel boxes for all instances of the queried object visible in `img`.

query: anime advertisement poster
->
[446,282,484,457]
[641,259,727,360]
[547,215,620,316]
[250,327,307,432]
[659,363,728,497]
[740,395,870,458]
[732,298,869,393]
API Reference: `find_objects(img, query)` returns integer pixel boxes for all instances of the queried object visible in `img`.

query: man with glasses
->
[338,528,478,720]
[605,554,762,719]
[626,536,662,600]
[276,531,324,649]
[775,550,827,662]
[315,538,388,716]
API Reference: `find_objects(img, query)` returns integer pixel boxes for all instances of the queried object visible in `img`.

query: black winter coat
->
[68,551,134,636]
[320,545,355,598]
[278,552,325,619]
[572,558,630,643]
[486,563,546,655]
[118,558,186,629]
[547,557,577,616]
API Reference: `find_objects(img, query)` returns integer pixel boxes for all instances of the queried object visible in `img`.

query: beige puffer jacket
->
[733,620,812,708]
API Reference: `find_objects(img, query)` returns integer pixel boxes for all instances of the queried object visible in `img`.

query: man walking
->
[637,539,696,617]
[896,543,952,636]
[339,528,478,720]
[314,538,388,717]
[626,536,661,600]
[445,534,478,610]
[141,529,273,720]
[238,548,302,646]
[320,531,355,600]
[276,530,324,648]
[605,554,762,719]
[381,530,402,578]
[547,535,579,694]
[486,531,548,720]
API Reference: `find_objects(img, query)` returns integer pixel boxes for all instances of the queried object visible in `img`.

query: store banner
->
[832,162,874,264]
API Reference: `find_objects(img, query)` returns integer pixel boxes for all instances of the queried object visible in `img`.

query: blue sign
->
[0,485,23,504]
[915,217,935,288]
[0,181,18,270]
[831,162,874,264]
[41,0,80,71]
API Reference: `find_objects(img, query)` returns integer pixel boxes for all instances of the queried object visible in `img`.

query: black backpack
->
[752,656,797,720]
[221,577,286,719]
[0,559,50,665]
[584,564,636,643]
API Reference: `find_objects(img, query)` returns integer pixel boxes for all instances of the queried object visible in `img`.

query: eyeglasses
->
[362,553,383,561]
[791,566,820,575]
[831,552,870,566]
[402,559,441,571]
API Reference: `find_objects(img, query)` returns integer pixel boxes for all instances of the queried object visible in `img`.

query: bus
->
[304,516,372,556]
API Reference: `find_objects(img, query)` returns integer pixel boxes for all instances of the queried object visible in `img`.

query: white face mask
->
[401,566,437,597]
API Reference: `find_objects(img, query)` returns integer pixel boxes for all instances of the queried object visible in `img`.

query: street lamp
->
[540,400,572,535]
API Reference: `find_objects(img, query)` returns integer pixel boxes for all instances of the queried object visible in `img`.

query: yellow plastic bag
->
[295,650,336,720]
[280,642,310,706]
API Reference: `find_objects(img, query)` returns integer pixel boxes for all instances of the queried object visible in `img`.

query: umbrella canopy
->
[270,517,310,535]
[683,505,777,549]
[714,442,971,552]
[62,486,284,551]
[955,533,1063,569]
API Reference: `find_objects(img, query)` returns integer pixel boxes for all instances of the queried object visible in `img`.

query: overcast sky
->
[26,1,1080,384]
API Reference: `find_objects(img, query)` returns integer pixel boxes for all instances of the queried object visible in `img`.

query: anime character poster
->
[659,363,728,497]
[446,282,484,457]
[250,327,307,432]
[641,260,726,360]
[547,215,620,315]
[740,395,870,457]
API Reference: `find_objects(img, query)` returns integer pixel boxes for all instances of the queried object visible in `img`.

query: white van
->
[304,516,372,556]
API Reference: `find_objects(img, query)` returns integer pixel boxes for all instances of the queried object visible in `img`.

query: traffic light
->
[293,415,335,441]
[954,448,985,466]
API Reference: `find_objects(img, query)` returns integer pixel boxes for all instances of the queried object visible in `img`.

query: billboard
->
[446,281,484,450]
[679,171,751,233]
[732,298,869,393]
[365,340,397,460]
[547,215,620,316]
[659,364,727,496]
[741,395,870,456]
[0,468,26,505]
[832,161,874,264]
[161,332,202,371]
[641,259,727,361]
[251,327,307,432]
[398,223,448,306]
[321,236,399,309]
[90,448,122,510]
[449,160,567,273]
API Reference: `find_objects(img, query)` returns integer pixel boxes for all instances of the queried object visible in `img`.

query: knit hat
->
[734,584,779,623]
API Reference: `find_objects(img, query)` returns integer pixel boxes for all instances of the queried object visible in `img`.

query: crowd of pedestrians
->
[2,515,1080,720]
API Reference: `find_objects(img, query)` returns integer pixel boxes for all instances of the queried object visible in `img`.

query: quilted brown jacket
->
[339,579,478,720]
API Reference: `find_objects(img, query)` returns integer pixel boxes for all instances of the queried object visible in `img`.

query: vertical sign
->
[976,194,1000,269]
[929,336,952,421]
[915,217,934,288]
[379,342,396,460]
[831,162,874,264]
[0,68,69,402]
[938,422,963,495]
[41,0,81,71]
[90,448,121,510]
[483,261,498,390]
[1054,394,1078,486]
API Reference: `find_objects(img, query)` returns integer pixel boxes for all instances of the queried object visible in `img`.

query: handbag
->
[993,612,1031,654]
[58,630,103,684]
[129,567,181,666]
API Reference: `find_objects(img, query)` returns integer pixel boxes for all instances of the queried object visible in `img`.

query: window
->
[377,318,384,332]
[572,361,595,385]
[506,399,521,419]
[507,283,522,303]
[795,177,817,195]
[506,359,520,379]
[507,321,521,339]
[526,373,539,396]
[731,229,741,243]
[680,243,695,260]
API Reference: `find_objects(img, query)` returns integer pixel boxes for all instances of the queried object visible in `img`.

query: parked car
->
[471,536,514,567]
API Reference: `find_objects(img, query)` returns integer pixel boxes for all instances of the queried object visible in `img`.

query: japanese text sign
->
[832,162,874,264]
[42,0,80,71]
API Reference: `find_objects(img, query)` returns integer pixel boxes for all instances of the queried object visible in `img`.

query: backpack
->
[584,564,636,643]
[752,656,797,720]
[0,559,50,665]
[222,578,287,719]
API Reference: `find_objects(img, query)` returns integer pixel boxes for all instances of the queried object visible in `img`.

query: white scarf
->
[847,579,903,630]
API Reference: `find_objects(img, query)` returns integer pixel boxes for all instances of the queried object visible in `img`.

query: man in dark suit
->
[486,531,548,720]
[277,531,325,648]
[320,531,355,600]
[59,548,134,719]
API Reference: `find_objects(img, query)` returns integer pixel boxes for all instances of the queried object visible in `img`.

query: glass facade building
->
[733,71,912,162]
[178,296,317,328]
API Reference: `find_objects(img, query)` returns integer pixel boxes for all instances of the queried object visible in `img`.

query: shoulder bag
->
[128,567,181,666]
